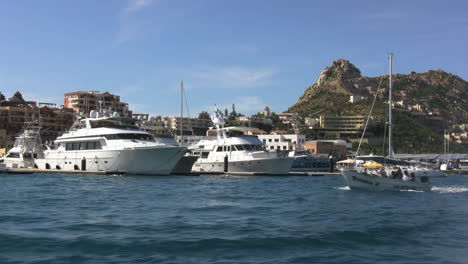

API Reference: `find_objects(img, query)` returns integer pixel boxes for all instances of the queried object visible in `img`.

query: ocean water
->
[1,173,468,264]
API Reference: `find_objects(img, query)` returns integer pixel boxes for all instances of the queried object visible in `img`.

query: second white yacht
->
[189,108,294,175]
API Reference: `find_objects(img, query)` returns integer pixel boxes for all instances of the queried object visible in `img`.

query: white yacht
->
[140,125,199,174]
[190,108,294,175]
[33,110,187,175]
[0,122,44,169]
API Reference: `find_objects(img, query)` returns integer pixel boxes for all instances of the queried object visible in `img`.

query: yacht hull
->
[35,146,186,175]
[192,157,294,175]
[341,170,432,192]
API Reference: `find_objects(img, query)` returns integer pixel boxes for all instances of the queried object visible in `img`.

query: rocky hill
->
[288,59,468,153]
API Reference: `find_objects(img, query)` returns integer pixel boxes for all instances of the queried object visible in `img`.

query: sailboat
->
[171,81,201,174]
[341,53,433,191]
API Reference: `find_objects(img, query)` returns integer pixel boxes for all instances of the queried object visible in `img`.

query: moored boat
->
[190,108,294,175]
[20,110,187,175]
[37,111,187,175]
[0,121,44,169]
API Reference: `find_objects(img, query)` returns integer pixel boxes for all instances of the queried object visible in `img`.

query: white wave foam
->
[431,186,468,193]
[400,189,423,193]
[335,186,351,191]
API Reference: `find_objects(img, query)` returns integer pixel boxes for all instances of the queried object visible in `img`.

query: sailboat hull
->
[341,170,432,192]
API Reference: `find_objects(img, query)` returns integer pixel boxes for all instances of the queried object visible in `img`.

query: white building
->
[257,134,306,151]
[162,116,212,136]
[349,95,368,103]
[304,117,320,128]
[234,116,273,127]
[277,113,299,125]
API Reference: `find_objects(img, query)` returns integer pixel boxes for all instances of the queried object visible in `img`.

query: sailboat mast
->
[180,80,184,145]
[388,53,394,158]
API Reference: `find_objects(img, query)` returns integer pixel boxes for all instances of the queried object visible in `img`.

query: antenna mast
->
[180,80,184,145]
[388,53,394,158]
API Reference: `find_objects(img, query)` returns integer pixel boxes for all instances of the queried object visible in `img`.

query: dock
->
[1,168,126,175]
[1,168,341,177]
[289,172,341,176]
[210,171,341,176]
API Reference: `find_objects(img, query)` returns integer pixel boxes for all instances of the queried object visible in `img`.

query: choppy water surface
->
[1,173,468,264]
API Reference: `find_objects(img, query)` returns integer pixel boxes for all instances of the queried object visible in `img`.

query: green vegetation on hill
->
[288,59,468,154]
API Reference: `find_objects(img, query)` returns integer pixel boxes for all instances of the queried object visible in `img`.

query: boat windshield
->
[14,139,24,147]
[5,153,20,158]
[104,133,155,141]
[232,144,263,151]
[90,120,138,129]
[358,156,409,166]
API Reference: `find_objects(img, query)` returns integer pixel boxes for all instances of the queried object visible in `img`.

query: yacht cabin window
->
[65,141,102,151]
[231,144,262,151]
[104,134,154,141]
[235,145,244,151]
[89,120,137,129]
[6,153,20,158]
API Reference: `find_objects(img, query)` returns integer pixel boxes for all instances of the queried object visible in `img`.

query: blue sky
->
[0,0,467,116]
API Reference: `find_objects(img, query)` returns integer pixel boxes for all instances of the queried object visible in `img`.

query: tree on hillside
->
[198,111,210,120]
[228,104,238,120]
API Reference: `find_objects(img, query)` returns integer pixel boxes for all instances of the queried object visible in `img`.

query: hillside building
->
[263,106,271,117]
[277,113,299,125]
[162,116,212,136]
[302,140,350,159]
[304,117,320,128]
[233,116,273,128]
[0,92,75,149]
[257,133,306,152]
[64,91,132,117]
[313,115,368,139]
[349,95,368,103]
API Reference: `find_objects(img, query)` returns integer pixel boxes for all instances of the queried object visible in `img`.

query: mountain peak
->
[317,59,361,86]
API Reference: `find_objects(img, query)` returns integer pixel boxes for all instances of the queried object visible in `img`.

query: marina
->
[1,1,467,263]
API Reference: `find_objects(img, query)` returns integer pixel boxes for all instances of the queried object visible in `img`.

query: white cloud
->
[116,0,159,43]
[116,21,139,43]
[124,0,157,13]
[234,96,266,113]
[363,11,406,21]
[210,44,260,57]
[116,85,145,96]
[191,66,277,89]
[203,96,266,115]
[128,102,156,115]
